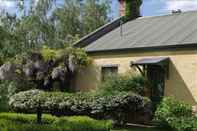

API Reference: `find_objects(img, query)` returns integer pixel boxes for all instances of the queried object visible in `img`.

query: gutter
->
[86,43,197,54]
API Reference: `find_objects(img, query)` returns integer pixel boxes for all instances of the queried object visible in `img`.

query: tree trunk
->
[37,103,42,124]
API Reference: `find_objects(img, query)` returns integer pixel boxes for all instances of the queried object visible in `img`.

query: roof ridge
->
[137,10,197,20]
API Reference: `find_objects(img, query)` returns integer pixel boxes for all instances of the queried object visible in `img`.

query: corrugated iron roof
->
[132,57,169,65]
[83,11,197,52]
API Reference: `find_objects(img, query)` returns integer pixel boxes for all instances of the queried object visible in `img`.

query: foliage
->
[154,97,194,130]
[0,46,91,91]
[0,113,112,131]
[155,97,192,123]
[41,46,57,61]
[0,79,36,112]
[0,81,17,111]
[99,74,146,95]
[0,0,110,60]
[9,90,152,125]
[166,116,197,131]
[81,0,110,34]
[125,0,142,20]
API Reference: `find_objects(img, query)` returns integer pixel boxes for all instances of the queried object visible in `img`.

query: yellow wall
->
[75,49,197,105]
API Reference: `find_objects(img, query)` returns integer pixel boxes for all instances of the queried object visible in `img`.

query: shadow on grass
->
[112,127,172,131]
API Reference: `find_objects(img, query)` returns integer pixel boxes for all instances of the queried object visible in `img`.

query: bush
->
[166,116,197,131]
[0,80,36,112]
[0,81,17,112]
[155,97,192,124]
[0,113,112,131]
[154,97,194,130]
[9,90,152,125]
[99,74,146,95]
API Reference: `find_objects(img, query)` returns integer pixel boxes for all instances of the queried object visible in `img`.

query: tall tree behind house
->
[0,0,111,62]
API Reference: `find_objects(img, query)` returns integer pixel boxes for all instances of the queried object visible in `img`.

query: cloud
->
[165,0,197,11]
[0,0,16,10]
[34,0,39,5]
[0,0,16,12]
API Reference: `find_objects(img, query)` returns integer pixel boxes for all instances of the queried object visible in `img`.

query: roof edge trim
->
[86,43,197,53]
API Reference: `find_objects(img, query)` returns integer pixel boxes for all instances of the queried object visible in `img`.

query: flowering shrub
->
[0,46,91,91]
[9,90,152,125]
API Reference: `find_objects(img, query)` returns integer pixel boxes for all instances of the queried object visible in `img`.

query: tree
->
[52,0,110,46]
[0,0,110,112]
[0,0,111,61]
[82,0,110,34]
[0,46,91,92]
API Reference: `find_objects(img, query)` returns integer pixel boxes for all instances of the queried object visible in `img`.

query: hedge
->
[9,90,152,125]
[0,113,112,131]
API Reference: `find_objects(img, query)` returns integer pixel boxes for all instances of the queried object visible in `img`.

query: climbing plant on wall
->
[0,46,91,92]
[125,0,142,21]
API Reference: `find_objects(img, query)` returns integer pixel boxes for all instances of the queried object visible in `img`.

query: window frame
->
[101,64,119,81]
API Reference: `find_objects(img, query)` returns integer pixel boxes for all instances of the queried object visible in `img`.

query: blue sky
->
[111,0,197,18]
[1,0,197,19]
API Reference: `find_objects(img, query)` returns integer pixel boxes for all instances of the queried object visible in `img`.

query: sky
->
[1,0,197,18]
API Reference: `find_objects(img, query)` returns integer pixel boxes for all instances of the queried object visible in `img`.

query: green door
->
[147,65,165,107]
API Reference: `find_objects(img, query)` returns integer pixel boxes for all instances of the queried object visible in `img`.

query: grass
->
[0,113,171,131]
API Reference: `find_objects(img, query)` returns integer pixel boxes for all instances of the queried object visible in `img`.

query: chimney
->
[118,0,142,21]
[119,0,126,17]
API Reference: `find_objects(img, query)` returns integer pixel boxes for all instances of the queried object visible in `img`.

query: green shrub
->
[0,113,112,131]
[155,97,192,124]
[99,74,145,95]
[0,81,18,112]
[9,90,152,125]
[154,97,194,130]
[0,80,36,112]
[167,116,197,131]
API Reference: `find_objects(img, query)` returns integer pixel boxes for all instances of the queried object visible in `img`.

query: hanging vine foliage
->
[0,46,91,92]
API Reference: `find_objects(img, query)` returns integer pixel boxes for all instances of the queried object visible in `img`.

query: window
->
[101,65,118,81]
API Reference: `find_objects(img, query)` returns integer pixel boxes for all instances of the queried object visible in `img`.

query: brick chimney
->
[119,0,126,17]
[118,0,142,20]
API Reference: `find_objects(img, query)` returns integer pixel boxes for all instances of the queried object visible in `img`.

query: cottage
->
[74,0,197,106]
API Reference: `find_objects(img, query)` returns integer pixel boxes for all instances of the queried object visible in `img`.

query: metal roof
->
[132,57,169,65]
[84,11,197,52]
